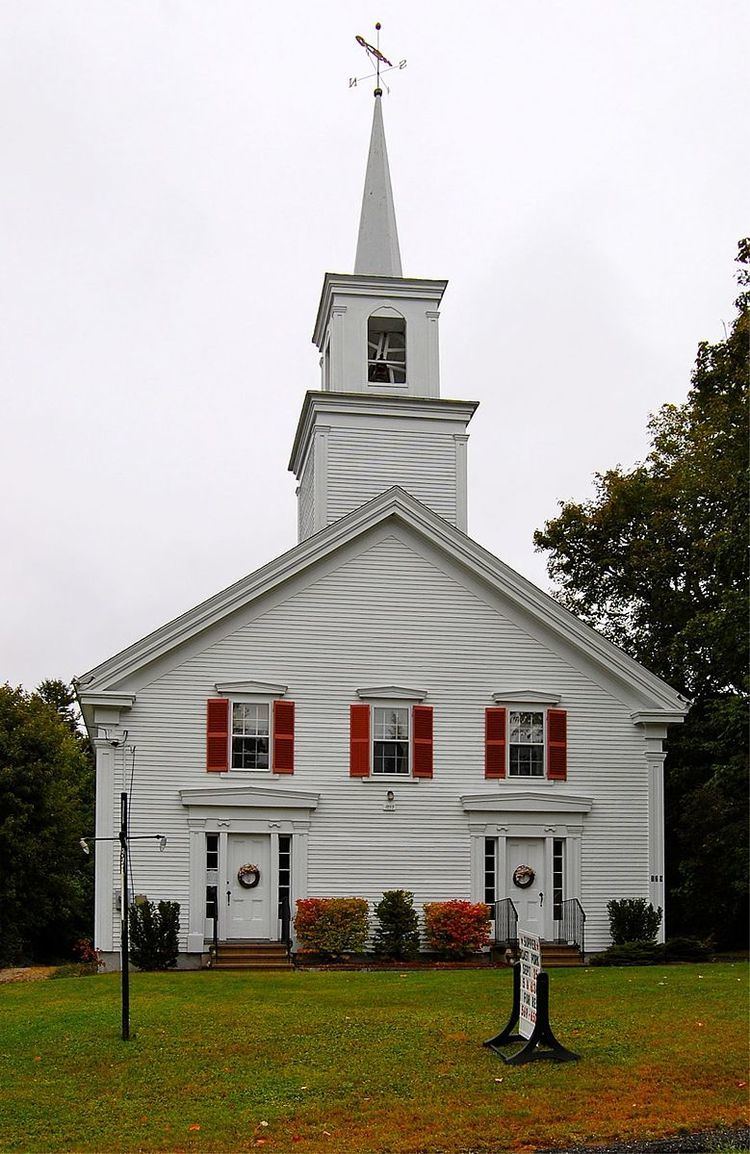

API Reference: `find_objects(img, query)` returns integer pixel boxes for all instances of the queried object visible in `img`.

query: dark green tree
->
[129,900,180,970]
[534,240,749,946]
[0,683,95,963]
[373,889,421,960]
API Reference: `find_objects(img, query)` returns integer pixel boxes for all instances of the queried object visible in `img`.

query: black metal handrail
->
[494,897,518,946]
[558,898,586,955]
[278,893,292,958]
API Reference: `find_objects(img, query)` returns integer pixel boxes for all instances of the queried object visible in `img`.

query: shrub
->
[51,963,100,979]
[664,936,712,961]
[590,941,666,966]
[586,941,664,969]
[73,938,104,969]
[423,900,491,959]
[129,900,180,971]
[373,890,420,960]
[294,898,369,959]
[607,898,662,944]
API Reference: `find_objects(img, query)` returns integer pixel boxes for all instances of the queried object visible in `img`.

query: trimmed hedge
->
[294,898,370,959]
[423,900,491,959]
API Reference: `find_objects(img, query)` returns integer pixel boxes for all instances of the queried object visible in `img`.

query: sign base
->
[484,963,579,1065]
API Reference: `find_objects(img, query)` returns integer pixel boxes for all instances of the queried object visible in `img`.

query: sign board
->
[518,929,541,1040]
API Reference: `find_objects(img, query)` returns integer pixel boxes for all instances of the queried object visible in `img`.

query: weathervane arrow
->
[349,23,406,93]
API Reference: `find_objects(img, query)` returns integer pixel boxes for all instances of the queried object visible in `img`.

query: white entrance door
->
[227,834,272,939]
[506,837,546,938]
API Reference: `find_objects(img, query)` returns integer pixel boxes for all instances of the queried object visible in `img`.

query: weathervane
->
[350,23,406,94]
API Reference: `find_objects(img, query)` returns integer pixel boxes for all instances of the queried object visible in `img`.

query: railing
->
[557,898,586,955]
[278,893,292,958]
[494,897,518,946]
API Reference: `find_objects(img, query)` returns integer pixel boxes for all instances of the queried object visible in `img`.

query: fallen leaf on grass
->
[188,1123,201,1131]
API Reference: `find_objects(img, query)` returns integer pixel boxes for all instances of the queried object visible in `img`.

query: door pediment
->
[180,784,319,811]
[461,790,593,815]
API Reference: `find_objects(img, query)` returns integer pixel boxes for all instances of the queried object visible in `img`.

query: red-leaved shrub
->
[423,900,491,958]
[294,898,370,958]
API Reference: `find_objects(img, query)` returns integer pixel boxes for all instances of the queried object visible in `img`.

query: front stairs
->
[540,941,584,967]
[210,940,293,971]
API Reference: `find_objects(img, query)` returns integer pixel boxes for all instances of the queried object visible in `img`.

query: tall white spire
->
[354,94,403,277]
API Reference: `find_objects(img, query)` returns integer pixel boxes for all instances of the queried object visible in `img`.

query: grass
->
[0,964,747,1153]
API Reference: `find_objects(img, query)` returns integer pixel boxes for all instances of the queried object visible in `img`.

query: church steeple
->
[290,78,478,543]
[354,94,402,277]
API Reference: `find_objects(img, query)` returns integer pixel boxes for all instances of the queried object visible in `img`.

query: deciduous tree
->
[534,240,749,945]
[0,683,94,963]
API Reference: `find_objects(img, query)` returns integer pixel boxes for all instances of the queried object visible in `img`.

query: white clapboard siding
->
[103,530,651,953]
[326,428,457,526]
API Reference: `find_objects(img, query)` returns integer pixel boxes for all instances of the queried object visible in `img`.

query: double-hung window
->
[231,702,270,770]
[508,710,545,777]
[373,706,410,775]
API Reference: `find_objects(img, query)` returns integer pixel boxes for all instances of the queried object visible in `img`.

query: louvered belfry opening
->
[367,314,406,384]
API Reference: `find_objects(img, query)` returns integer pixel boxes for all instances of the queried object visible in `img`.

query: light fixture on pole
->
[79,797,167,1041]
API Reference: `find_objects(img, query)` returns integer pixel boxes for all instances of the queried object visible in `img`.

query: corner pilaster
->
[93,738,116,952]
[641,722,668,941]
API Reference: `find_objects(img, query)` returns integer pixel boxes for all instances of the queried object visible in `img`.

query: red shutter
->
[412,705,433,778]
[350,704,370,777]
[273,700,295,774]
[547,709,567,780]
[206,698,229,772]
[485,707,506,778]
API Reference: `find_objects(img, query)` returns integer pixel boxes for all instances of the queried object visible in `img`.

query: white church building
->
[77,93,688,968]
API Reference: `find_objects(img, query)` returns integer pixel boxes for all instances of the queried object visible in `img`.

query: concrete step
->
[212,961,292,969]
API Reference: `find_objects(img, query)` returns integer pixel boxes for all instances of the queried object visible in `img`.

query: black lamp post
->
[80,790,166,1041]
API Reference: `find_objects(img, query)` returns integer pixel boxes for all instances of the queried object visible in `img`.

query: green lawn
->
[0,964,747,1153]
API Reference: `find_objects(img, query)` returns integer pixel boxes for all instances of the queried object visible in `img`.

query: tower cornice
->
[312,273,448,350]
[288,390,478,478]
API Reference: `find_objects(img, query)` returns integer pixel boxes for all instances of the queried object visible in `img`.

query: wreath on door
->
[237,863,261,889]
[512,864,535,889]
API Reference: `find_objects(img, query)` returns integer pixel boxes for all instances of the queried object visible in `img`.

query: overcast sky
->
[1,0,747,692]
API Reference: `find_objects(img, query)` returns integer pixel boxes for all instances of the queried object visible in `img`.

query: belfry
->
[289,91,477,540]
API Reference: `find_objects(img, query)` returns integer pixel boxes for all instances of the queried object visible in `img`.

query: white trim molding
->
[214,680,287,697]
[631,709,689,726]
[492,691,561,705]
[356,684,427,701]
[461,790,593,815]
[180,784,319,811]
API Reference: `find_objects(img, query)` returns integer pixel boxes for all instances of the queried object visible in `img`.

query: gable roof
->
[74,486,689,717]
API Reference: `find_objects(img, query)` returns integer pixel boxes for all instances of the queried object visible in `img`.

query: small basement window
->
[368,315,406,384]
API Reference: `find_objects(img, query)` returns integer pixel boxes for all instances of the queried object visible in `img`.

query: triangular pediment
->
[461,790,593,815]
[76,486,688,724]
[179,784,319,811]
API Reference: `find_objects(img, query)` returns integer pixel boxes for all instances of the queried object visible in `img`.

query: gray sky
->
[1,0,747,691]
